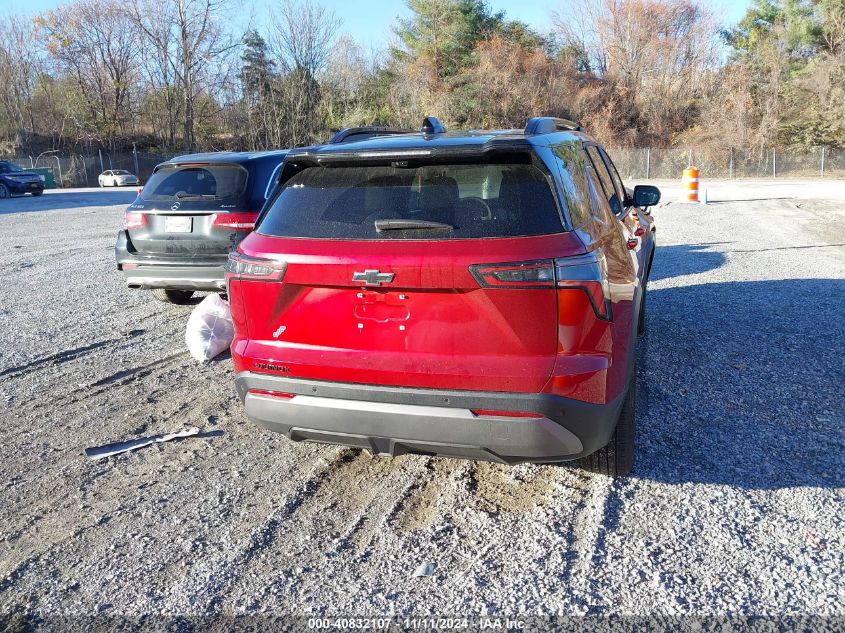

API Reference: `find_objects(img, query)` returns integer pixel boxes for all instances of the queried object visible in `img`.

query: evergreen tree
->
[240,29,276,104]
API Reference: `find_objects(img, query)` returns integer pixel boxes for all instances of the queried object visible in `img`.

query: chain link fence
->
[5,146,845,188]
[7,151,171,188]
[608,147,845,180]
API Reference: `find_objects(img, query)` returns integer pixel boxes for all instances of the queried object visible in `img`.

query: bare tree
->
[133,3,181,148]
[39,0,140,146]
[553,0,720,144]
[267,0,341,145]
[0,16,42,143]
[129,0,238,151]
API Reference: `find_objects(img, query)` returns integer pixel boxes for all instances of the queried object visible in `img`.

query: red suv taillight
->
[469,250,611,320]
[469,260,555,288]
[554,251,611,320]
[226,252,287,281]
[124,211,147,230]
[212,212,260,231]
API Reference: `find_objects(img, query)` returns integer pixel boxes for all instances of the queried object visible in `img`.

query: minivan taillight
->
[554,250,611,320]
[226,252,286,281]
[212,212,260,231]
[124,211,147,230]
[469,251,611,320]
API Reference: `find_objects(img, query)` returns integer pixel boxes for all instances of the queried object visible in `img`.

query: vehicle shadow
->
[636,278,845,489]
[0,189,137,214]
[648,242,729,281]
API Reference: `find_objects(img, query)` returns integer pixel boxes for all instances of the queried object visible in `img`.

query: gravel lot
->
[0,185,843,627]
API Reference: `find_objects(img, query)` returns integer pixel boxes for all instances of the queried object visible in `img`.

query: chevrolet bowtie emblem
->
[352,269,395,286]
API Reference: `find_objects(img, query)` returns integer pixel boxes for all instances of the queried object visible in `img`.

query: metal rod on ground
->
[729,147,734,179]
[688,148,692,168]
[133,143,139,177]
[773,148,777,178]
[821,146,825,177]
[646,148,650,179]
[98,149,104,174]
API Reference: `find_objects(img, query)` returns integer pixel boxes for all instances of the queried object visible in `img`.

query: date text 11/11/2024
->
[306,618,527,630]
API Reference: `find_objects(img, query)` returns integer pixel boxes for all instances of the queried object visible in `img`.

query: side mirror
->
[633,185,661,207]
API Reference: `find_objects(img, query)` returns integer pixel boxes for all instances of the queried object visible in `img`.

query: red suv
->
[226,117,660,476]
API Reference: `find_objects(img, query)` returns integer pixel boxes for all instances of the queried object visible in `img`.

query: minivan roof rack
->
[421,116,447,135]
[328,126,414,144]
[524,117,584,135]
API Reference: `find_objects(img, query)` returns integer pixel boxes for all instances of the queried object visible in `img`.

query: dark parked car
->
[0,161,45,198]
[115,150,287,304]
[226,117,660,476]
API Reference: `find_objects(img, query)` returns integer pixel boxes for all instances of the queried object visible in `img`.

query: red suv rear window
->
[258,162,564,240]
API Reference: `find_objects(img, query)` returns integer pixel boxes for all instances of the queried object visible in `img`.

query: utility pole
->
[132,143,140,177]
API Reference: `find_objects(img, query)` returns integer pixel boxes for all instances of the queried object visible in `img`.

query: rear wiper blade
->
[175,193,217,200]
[375,219,453,231]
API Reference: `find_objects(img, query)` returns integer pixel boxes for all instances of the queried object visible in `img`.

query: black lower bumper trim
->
[234,373,624,464]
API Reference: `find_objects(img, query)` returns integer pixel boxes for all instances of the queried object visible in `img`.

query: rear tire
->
[578,374,635,477]
[32,190,43,197]
[151,288,194,305]
[0,183,9,199]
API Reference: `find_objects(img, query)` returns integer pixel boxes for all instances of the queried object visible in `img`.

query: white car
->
[98,169,140,187]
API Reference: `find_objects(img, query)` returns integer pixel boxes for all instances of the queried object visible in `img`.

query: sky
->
[4,0,755,51]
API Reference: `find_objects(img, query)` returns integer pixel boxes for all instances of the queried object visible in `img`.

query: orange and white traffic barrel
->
[682,167,699,202]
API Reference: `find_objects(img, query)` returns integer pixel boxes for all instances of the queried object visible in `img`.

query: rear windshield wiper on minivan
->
[374,219,454,232]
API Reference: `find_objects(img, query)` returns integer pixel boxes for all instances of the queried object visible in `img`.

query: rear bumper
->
[114,230,227,291]
[6,181,43,194]
[234,373,624,464]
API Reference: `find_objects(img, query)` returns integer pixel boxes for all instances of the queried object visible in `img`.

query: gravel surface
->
[0,187,843,627]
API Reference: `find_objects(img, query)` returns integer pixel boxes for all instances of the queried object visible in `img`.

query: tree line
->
[0,0,842,156]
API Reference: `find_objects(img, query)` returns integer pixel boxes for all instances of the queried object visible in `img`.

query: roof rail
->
[327,126,414,144]
[524,117,584,135]
[421,116,447,135]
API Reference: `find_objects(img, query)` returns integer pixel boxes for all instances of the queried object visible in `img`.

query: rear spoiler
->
[284,138,535,168]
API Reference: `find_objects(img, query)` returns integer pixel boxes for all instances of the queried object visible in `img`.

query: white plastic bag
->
[185,294,235,362]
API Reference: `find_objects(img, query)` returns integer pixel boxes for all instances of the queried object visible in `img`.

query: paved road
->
[0,188,137,215]
[636,177,845,203]
[0,188,842,627]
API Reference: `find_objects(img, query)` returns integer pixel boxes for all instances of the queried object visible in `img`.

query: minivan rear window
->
[258,163,564,240]
[142,164,248,203]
